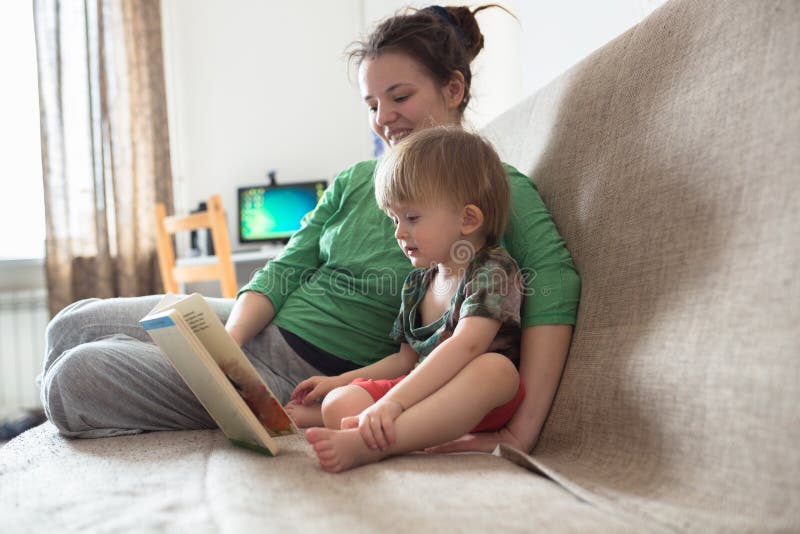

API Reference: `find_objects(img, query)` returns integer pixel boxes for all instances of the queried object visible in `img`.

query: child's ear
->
[460,204,484,236]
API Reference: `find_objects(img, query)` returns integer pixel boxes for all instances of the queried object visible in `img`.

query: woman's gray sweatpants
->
[38,296,323,438]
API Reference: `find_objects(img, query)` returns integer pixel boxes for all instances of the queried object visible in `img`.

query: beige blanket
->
[482,0,800,531]
[1,423,647,532]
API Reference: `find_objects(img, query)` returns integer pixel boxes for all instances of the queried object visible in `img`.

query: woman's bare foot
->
[306,427,385,472]
[284,400,324,428]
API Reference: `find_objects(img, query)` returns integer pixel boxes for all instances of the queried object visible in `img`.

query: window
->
[0,2,46,260]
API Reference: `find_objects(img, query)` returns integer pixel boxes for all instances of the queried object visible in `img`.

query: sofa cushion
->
[483,0,800,531]
[0,423,650,532]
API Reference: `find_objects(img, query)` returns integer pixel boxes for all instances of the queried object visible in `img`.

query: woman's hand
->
[424,426,526,454]
[341,399,404,451]
[290,375,345,405]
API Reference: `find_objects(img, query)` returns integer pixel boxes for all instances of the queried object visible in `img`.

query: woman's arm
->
[502,166,581,327]
[506,324,572,450]
[226,166,356,348]
[237,166,350,315]
[225,291,276,347]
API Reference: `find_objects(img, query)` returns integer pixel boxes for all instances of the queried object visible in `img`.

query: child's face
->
[386,202,465,269]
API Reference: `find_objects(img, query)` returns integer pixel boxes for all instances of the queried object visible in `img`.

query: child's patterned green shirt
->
[390,245,524,364]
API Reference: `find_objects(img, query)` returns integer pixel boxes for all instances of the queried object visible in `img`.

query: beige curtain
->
[33,0,173,316]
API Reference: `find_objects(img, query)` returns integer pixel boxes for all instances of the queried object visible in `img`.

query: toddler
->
[287,127,525,472]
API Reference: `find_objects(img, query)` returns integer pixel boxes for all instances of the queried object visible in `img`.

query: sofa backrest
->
[483,0,800,531]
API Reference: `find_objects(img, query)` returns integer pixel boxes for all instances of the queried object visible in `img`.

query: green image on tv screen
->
[239,181,326,243]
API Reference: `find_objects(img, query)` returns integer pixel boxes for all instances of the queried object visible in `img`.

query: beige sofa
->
[1,1,798,531]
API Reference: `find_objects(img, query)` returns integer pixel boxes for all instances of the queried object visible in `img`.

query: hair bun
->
[445,6,485,61]
[349,4,514,116]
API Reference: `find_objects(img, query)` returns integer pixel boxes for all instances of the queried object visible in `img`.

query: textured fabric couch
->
[1,1,798,531]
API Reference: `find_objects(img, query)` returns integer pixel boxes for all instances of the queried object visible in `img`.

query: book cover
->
[141,293,297,456]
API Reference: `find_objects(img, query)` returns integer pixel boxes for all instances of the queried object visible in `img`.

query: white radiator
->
[0,289,47,415]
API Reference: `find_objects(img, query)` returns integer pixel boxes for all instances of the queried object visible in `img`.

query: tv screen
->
[238,181,327,244]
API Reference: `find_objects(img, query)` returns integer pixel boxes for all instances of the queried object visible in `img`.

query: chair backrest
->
[154,194,238,298]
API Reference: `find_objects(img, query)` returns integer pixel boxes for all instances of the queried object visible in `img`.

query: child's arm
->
[290,343,418,405]
[382,316,501,413]
[351,254,523,450]
[424,324,571,455]
[346,316,501,450]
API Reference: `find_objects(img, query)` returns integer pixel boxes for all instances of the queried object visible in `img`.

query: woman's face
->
[358,51,464,147]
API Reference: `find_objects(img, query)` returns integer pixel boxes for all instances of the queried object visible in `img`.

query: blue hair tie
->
[425,5,468,47]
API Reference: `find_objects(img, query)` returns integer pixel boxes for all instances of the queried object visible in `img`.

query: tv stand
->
[230,243,286,264]
[174,244,286,295]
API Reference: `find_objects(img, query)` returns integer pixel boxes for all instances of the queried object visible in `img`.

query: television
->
[238,181,327,245]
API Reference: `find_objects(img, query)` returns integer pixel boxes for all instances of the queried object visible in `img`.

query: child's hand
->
[290,376,343,405]
[350,399,404,451]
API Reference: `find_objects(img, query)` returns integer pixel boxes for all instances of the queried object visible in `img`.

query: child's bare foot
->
[284,400,323,428]
[306,427,385,472]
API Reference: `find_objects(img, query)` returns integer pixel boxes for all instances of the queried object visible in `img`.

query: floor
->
[0,412,46,448]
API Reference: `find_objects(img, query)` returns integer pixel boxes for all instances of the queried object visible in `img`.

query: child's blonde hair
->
[374,127,510,244]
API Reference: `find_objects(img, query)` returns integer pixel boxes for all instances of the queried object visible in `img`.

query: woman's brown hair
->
[348,4,512,116]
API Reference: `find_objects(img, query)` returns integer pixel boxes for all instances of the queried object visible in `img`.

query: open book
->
[140,293,297,456]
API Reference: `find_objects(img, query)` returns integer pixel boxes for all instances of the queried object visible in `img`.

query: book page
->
[149,293,184,314]
[146,294,296,436]
[141,308,278,455]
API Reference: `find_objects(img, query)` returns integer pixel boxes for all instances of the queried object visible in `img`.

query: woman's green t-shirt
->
[239,159,580,366]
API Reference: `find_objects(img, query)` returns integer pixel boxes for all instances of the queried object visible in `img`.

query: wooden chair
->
[154,194,238,298]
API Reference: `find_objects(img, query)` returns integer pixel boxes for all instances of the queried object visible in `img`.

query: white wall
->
[517,1,667,96]
[343,0,668,127]
[161,0,367,238]
[161,0,667,251]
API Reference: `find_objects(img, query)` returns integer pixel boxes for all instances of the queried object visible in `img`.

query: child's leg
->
[284,401,323,428]
[321,385,375,429]
[285,383,376,428]
[307,353,519,472]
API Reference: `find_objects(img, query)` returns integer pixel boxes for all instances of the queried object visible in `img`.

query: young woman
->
[40,5,579,455]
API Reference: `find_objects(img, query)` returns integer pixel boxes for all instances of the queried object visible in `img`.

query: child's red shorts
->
[349,375,526,433]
